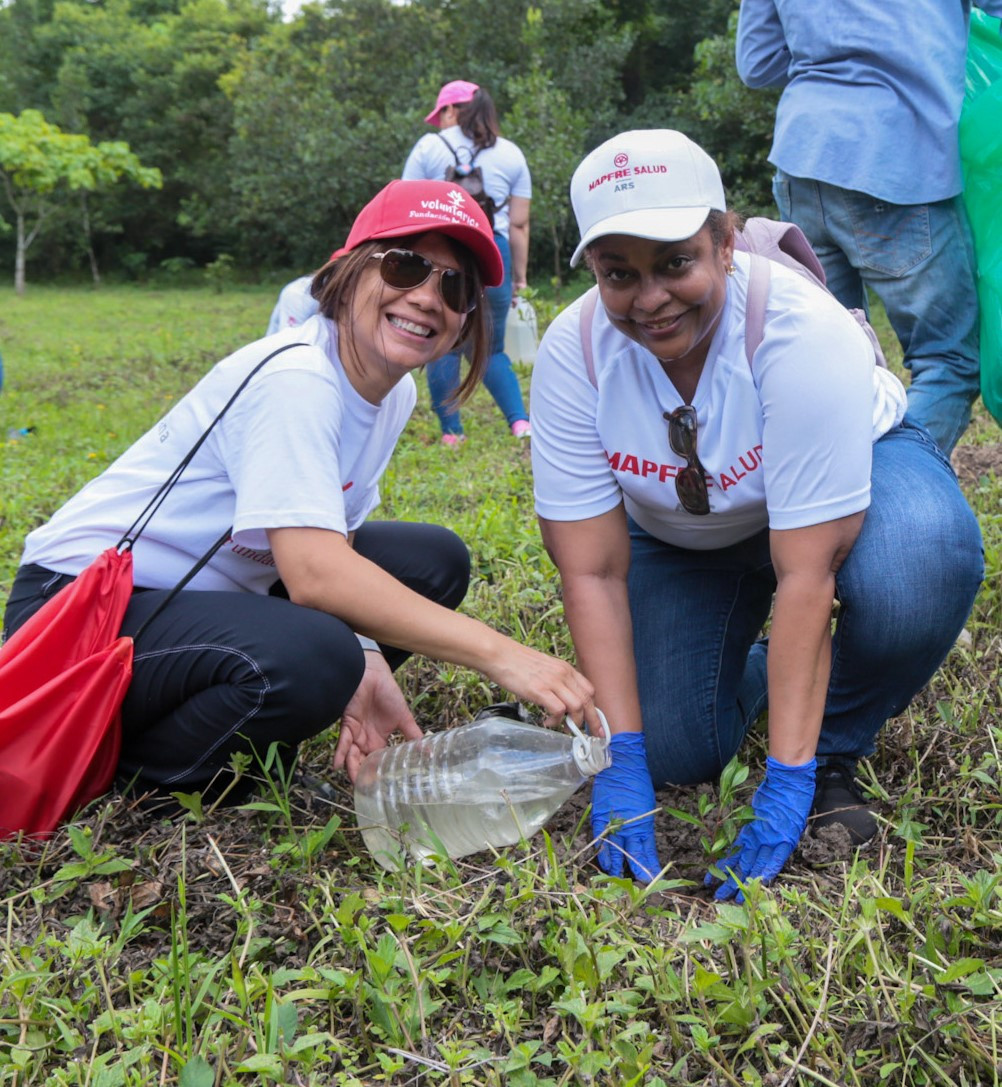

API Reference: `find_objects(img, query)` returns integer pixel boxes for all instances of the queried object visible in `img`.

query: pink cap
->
[424,80,480,126]
[329,179,503,287]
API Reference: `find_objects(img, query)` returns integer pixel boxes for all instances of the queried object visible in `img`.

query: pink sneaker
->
[511,419,532,439]
[441,433,466,447]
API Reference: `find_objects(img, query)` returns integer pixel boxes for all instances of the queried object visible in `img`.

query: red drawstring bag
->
[0,342,303,840]
[0,548,135,837]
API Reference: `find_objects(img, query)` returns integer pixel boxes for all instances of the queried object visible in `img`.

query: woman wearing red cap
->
[4,179,598,808]
[403,81,533,445]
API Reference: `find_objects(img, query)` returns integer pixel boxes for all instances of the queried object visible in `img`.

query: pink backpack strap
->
[579,285,600,388]
[744,253,771,371]
[738,217,828,284]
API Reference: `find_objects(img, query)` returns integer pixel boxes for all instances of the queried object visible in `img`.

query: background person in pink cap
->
[530,130,982,894]
[404,81,533,445]
[5,179,600,812]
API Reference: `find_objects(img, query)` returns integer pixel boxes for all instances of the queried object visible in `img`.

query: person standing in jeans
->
[736,0,1002,454]
[403,81,532,445]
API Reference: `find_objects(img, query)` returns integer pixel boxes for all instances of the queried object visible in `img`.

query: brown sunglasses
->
[370,248,477,314]
[665,405,710,515]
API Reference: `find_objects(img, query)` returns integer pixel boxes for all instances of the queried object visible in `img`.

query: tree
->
[7,0,273,271]
[675,6,779,215]
[0,109,162,293]
[0,0,740,278]
[505,9,593,281]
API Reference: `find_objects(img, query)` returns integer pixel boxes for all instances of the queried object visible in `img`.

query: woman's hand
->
[333,652,423,782]
[269,526,597,730]
[480,639,598,730]
[705,756,817,902]
[590,732,662,882]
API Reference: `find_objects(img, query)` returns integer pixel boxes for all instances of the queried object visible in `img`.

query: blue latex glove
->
[707,756,816,903]
[590,732,662,882]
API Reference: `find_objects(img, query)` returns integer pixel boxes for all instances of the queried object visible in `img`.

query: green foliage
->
[0,0,761,283]
[504,13,594,282]
[0,107,161,292]
[30,0,271,262]
[676,6,780,216]
[0,281,278,596]
[204,253,236,292]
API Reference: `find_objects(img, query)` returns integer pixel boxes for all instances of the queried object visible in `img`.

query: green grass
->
[1,284,1001,1087]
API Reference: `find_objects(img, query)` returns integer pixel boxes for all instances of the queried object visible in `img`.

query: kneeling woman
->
[530,131,983,893]
[4,180,597,803]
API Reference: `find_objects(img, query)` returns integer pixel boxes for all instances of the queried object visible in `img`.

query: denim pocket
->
[844,194,932,277]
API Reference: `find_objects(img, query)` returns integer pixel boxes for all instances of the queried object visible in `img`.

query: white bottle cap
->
[564,709,613,776]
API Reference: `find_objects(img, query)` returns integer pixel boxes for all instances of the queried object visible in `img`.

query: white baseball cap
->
[569,130,727,267]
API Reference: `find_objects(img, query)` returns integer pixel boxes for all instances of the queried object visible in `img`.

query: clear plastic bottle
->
[504,297,539,365]
[353,705,611,870]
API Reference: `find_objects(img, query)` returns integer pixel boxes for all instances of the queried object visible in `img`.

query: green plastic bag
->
[961,9,1002,424]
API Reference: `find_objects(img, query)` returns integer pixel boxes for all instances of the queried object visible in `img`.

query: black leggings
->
[4,522,470,799]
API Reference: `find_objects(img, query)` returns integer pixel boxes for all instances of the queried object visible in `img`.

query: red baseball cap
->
[329,179,503,287]
[424,80,480,126]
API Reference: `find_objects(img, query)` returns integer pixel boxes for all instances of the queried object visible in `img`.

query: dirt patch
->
[2,744,861,949]
[951,441,1002,486]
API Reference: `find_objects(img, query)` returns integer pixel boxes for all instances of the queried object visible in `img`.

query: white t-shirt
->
[531,251,907,550]
[22,318,416,592]
[401,126,531,239]
[266,275,319,335]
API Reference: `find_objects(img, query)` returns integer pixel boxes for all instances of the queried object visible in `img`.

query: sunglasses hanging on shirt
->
[665,405,710,515]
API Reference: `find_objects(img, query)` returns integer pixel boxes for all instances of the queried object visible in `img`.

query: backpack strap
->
[579,285,600,388]
[744,253,771,371]
[125,340,309,642]
[742,247,888,371]
[470,144,509,214]
[119,341,308,549]
[738,218,828,285]
[438,135,506,218]
[435,132,462,164]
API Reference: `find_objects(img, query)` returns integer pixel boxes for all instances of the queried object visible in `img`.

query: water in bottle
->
[353,704,611,870]
[504,297,539,365]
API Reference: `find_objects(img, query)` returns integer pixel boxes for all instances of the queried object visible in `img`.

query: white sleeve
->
[267,277,318,336]
[508,144,532,199]
[402,136,436,180]
[530,302,623,521]
[221,368,349,547]
[755,296,875,529]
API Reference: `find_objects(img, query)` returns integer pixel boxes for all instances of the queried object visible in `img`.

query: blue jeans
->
[773,170,981,454]
[425,232,529,436]
[628,421,983,788]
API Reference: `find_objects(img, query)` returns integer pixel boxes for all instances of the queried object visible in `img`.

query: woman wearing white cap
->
[5,179,598,809]
[403,81,533,444]
[530,130,982,895]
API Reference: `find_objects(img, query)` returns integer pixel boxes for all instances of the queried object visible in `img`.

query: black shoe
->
[810,761,877,844]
